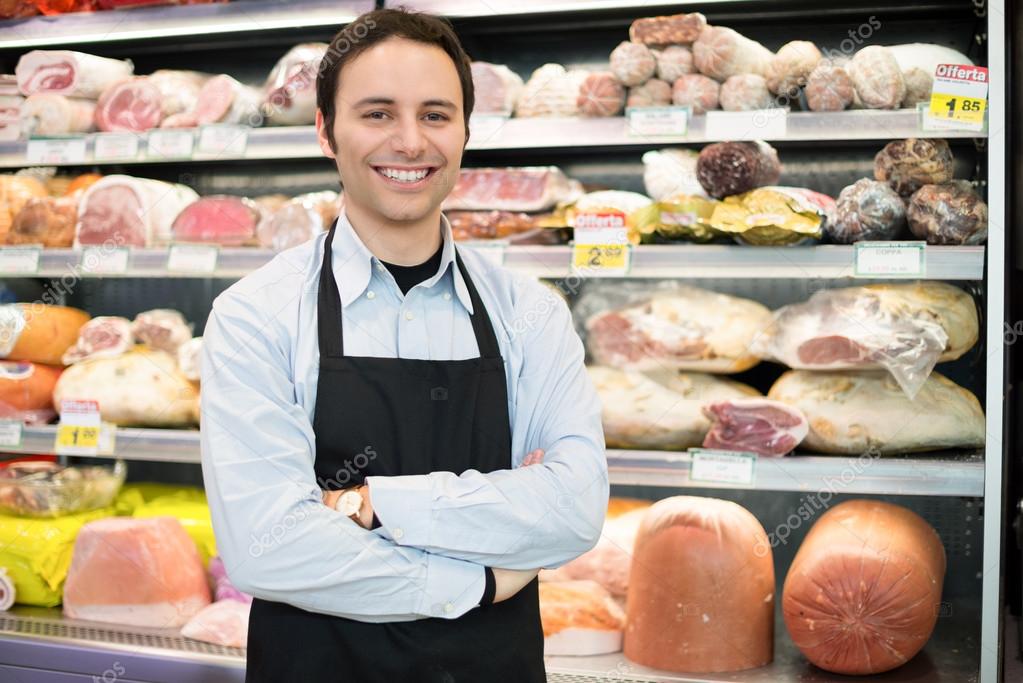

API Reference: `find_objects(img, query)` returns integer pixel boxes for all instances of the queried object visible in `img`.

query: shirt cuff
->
[479,567,496,607]
[417,553,486,619]
[366,474,432,545]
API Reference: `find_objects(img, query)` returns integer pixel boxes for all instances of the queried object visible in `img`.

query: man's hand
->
[491,567,540,603]
[520,449,544,467]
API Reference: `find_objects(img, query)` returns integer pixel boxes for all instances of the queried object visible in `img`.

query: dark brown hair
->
[316,8,475,151]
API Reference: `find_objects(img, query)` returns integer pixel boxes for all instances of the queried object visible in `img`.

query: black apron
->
[246,220,546,682]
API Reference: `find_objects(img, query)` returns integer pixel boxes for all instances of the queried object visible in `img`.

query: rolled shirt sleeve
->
[367,283,609,570]
[200,292,486,622]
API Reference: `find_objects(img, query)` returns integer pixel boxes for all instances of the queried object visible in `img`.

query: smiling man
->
[200,8,608,682]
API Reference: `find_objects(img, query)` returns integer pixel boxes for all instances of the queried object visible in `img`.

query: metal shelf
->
[0,601,980,683]
[0,244,986,280]
[0,110,982,169]
[0,428,985,497]
[0,0,373,50]
[391,0,745,18]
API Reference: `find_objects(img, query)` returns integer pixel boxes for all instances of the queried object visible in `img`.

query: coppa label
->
[854,241,926,277]
[927,64,988,132]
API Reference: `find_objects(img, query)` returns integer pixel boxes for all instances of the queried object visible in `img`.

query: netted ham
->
[171,195,263,246]
[61,316,133,365]
[262,43,327,126]
[874,138,954,197]
[654,46,694,83]
[94,77,163,132]
[719,74,773,111]
[20,94,95,136]
[471,62,523,114]
[907,181,988,245]
[132,309,192,356]
[581,285,772,373]
[766,41,821,97]
[783,501,946,675]
[624,496,774,673]
[16,51,133,99]
[75,175,198,247]
[804,62,855,112]
[626,78,672,108]
[701,398,808,456]
[693,26,773,81]
[540,581,626,656]
[64,516,211,628]
[848,46,906,110]
[609,41,656,87]
[515,64,588,118]
[181,599,250,649]
[443,167,579,212]
[827,178,907,243]
[577,72,625,117]
[8,192,79,247]
[696,141,781,199]
[629,12,705,45]
[753,282,978,398]
[671,74,720,114]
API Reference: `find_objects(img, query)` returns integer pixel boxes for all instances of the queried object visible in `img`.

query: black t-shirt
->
[382,242,444,295]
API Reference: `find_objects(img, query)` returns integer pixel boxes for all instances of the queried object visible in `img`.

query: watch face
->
[338,490,362,517]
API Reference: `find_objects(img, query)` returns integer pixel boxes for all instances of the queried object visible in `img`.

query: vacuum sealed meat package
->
[874,138,955,197]
[262,43,327,126]
[826,178,907,243]
[907,181,988,245]
[696,141,781,199]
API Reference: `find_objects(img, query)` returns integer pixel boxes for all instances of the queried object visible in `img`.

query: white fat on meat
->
[262,44,328,126]
[75,175,198,248]
[16,50,134,99]
[132,309,193,356]
[61,316,134,365]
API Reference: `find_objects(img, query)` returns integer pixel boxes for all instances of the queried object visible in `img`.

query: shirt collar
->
[330,211,474,314]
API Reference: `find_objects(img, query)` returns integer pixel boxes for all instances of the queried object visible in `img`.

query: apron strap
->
[455,250,502,360]
[317,219,344,359]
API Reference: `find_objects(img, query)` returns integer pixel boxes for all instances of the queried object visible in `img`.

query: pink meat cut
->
[61,316,133,365]
[132,309,192,356]
[181,599,251,648]
[702,398,808,457]
[94,77,163,132]
[192,74,263,126]
[16,50,134,99]
[171,195,262,246]
[75,175,198,247]
[442,167,579,212]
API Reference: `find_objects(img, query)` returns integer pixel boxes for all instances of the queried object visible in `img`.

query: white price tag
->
[80,247,129,274]
[854,241,926,278]
[167,244,219,273]
[0,246,41,274]
[146,130,194,159]
[468,114,508,142]
[55,399,101,456]
[626,106,689,137]
[924,64,988,133]
[0,420,22,448]
[689,449,757,486]
[92,132,140,161]
[197,124,249,157]
[26,137,88,165]
[705,109,787,140]
[469,242,506,267]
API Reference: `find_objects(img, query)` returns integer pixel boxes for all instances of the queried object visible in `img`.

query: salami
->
[627,78,672,108]
[671,74,720,114]
[654,46,694,83]
[577,72,626,117]
[766,41,821,97]
[471,62,523,115]
[696,141,781,199]
[804,62,855,112]
[629,12,706,45]
[848,46,906,110]
[609,42,657,87]
[719,74,773,111]
[874,138,954,197]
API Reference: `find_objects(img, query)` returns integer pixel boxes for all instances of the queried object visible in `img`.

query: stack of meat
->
[0,75,20,142]
[1,0,227,20]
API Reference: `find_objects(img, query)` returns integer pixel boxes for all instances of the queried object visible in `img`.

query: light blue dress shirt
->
[200,212,608,623]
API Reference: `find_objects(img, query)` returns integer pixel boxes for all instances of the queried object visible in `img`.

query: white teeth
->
[379,168,429,183]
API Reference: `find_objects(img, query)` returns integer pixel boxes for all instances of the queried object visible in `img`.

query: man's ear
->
[315,109,337,159]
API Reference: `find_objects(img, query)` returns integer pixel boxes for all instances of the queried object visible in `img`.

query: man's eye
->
[365,111,388,120]
[424,113,448,122]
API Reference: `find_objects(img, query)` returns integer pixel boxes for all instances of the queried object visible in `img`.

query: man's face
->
[317,37,466,224]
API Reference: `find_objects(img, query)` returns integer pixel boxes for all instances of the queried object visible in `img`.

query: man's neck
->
[344,203,444,266]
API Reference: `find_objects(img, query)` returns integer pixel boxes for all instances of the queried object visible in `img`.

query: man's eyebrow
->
[352,97,457,109]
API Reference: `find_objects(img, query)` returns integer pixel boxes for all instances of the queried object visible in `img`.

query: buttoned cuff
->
[366,474,432,545]
[418,553,485,619]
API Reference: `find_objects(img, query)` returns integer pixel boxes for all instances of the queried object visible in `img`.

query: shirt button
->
[393,527,404,539]
[443,292,451,301]
[444,602,454,613]
[366,290,376,300]
[405,311,414,321]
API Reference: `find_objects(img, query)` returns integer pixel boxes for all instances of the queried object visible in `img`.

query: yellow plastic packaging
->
[708,186,833,246]
[655,194,720,242]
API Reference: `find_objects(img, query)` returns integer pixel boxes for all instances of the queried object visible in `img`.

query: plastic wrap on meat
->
[148,70,210,120]
[171,195,263,246]
[0,175,46,243]
[671,74,720,115]
[262,43,327,126]
[61,316,133,365]
[719,74,773,111]
[767,41,822,97]
[804,62,855,112]
[907,181,987,245]
[191,74,263,126]
[516,64,589,117]
[443,167,580,212]
[827,178,907,244]
[20,94,95,136]
[693,26,773,81]
[629,12,706,45]
[701,398,808,456]
[874,138,954,197]
[181,599,250,649]
[577,72,626,117]
[642,148,705,200]
[8,192,78,247]
[0,361,61,425]
[696,141,781,199]
[753,282,978,398]
[132,309,193,356]
[447,211,541,241]
[256,191,338,252]
[94,77,163,132]
[782,501,945,675]
[16,50,133,99]
[609,42,656,87]
[627,78,672,108]
[707,186,830,246]
[888,43,974,75]
[580,283,772,374]
[471,62,523,115]
[75,175,198,247]
[847,46,906,110]
[901,67,933,107]
[653,46,694,82]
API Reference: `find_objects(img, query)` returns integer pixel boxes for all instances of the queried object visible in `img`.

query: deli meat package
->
[783,500,946,674]
[624,496,774,673]
[64,516,211,628]
[540,580,626,656]
[61,316,134,365]
[768,370,985,455]
[442,167,581,213]
[589,366,758,450]
[75,175,198,247]
[753,282,978,398]
[262,43,327,126]
[579,282,772,373]
[0,361,62,424]
[701,398,808,456]
[0,304,90,366]
[16,50,133,99]
[181,599,251,648]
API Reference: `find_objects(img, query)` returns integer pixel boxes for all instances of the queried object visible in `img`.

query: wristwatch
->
[335,487,364,524]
